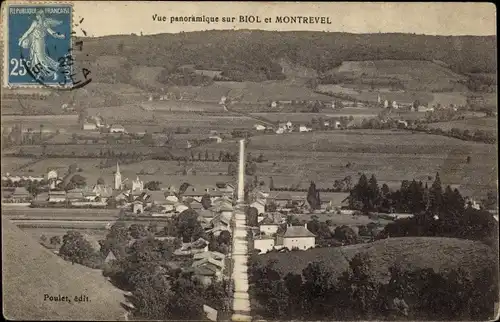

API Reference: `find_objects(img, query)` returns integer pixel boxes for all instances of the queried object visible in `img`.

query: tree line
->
[348,173,498,244]
[249,253,498,321]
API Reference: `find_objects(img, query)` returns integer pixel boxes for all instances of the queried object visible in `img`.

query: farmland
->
[250,109,383,123]
[427,117,497,134]
[5,126,496,200]
[1,114,79,131]
[196,130,496,198]
[329,60,468,92]
[316,84,435,105]
[253,237,498,284]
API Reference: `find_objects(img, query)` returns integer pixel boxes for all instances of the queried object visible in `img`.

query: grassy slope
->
[2,218,127,321]
[254,237,498,283]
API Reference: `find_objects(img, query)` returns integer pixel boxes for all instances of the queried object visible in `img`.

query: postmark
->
[5,3,91,89]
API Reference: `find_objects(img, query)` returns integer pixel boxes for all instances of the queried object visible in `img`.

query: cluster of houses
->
[248,187,350,254]
[82,115,126,134]
[253,119,342,135]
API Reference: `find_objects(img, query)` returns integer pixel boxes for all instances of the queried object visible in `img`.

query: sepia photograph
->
[1,1,498,321]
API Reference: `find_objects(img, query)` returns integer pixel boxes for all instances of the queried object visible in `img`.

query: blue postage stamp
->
[6,4,72,87]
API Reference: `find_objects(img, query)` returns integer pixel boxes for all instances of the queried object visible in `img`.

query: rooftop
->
[283,225,316,238]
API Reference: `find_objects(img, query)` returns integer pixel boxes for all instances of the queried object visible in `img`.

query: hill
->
[1,218,127,321]
[75,31,496,83]
[253,237,498,283]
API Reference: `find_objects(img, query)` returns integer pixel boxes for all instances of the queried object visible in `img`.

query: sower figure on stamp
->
[18,9,65,81]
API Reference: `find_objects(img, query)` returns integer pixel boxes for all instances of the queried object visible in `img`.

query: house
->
[110,124,125,133]
[148,190,167,205]
[417,106,434,112]
[275,127,285,134]
[283,224,316,251]
[82,122,97,131]
[48,190,66,203]
[191,252,225,285]
[92,184,113,198]
[166,194,179,203]
[164,185,178,194]
[397,120,408,128]
[250,199,266,215]
[174,238,209,256]
[299,125,312,132]
[176,204,189,213]
[193,250,225,262]
[104,250,117,263]
[66,189,85,202]
[216,182,235,196]
[189,201,204,210]
[132,201,144,214]
[319,192,350,209]
[183,185,222,202]
[198,209,216,222]
[208,135,223,143]
[259,217,279,235]
[8,187,31,203]
[254,124,266,131]
[35,192,50,202]
[267,191,305,207]
[208,213,231,236]
[254,236,275,254]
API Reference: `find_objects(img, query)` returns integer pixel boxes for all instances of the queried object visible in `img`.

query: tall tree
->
[349,174,369,210]
[307,181,321,210]
[367,174,381,210]
[429,172,443,214]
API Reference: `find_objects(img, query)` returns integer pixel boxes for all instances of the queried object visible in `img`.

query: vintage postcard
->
[1,1,498,321]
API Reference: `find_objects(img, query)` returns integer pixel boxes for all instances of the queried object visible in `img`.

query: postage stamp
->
[5,3,72,87]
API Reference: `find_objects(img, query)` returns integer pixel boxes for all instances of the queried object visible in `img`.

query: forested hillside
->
[78,30,496,82]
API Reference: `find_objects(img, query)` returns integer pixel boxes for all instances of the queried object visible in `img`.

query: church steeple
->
[114,162,122,190]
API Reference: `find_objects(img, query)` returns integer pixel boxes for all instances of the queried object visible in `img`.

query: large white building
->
[254,237,276,254]
[283,224,316,251]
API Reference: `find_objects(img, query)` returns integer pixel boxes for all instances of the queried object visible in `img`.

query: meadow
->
[196,130,496,198]
[253,237,498,284]
[250,110,382,123]
[427,117,497,134]
[316,84,435,105]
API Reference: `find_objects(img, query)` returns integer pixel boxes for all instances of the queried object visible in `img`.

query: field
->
[2,218,127,320]
[427,117,497,134]
[1,115,79,132]
[253,237,498,284]
[429,92,469,107]
[250,109,383,123]
[330,60,468,92]
[1,157,36,173]
[85,105,256,133]
[316,84,435,105]
[196,130,497,198]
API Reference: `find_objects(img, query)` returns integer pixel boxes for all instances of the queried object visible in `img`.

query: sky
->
[68,1,497,37]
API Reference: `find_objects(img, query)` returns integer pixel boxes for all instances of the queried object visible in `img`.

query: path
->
[231,139,252,321]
